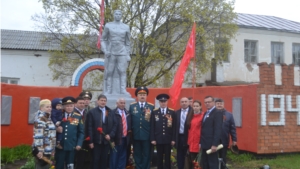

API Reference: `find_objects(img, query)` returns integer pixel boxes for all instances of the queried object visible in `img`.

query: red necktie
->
[122,110,127,137]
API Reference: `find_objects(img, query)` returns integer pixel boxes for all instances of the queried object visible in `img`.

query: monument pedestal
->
[105,94,135,110]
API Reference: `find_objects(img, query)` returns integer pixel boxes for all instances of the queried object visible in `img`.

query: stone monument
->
[100,9,135,109]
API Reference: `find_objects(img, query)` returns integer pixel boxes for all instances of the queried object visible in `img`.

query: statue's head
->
[113,10,122,21]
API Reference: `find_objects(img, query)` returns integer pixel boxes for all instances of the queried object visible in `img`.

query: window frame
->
[292,43,300,66]
[271,42,284,64]
[244,40,258,63]
[1,77,20,84]
[214,38,230,63]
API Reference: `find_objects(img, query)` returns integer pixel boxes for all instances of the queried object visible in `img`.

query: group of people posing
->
[32,86,237,169]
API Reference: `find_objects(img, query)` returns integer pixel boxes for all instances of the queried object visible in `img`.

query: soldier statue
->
[101,10,131,95]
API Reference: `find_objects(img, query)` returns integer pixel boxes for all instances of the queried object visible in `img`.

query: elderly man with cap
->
[150,94,175,169]
[215,98,237,169]
[55,96,84,169]
[129,87,154,169]
[79,91,93,112]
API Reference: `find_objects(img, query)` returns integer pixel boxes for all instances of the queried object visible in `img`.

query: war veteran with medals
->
[150,94,176,169]
[129,87,154,169]
[55,96,84,169]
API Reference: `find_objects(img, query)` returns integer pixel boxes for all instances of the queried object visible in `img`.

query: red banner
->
[169,22,196,106]
[97,0,105,49]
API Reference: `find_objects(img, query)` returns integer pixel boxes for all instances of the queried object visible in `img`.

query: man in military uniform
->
[129,87,154,169]
[74,96,90,169]
[79,91,93,113]
[150,94,175,169]
[55,96,84,169]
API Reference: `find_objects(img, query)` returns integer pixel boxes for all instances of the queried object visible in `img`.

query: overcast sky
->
[1,0,300,31]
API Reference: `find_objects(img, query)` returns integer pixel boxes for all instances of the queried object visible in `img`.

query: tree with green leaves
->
[33,0,237,88]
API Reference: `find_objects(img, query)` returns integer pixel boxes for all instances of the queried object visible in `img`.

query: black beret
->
[62,96,76,105]
[156,93,170,101]
[135,86,149,96]
[79,91,92,99]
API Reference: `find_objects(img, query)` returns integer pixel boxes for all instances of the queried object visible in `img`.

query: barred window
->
[271,42,284,64]
[244,40,257,63]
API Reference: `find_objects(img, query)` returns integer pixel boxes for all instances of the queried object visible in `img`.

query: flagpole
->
[192,21,196,99]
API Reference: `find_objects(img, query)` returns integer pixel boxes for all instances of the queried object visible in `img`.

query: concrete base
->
[105,94,135,110]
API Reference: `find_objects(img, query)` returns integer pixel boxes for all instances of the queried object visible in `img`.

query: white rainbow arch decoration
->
[71,58,105,86]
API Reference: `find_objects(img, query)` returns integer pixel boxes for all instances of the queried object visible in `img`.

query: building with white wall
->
[213,13,300,85]
[1,13,300,87]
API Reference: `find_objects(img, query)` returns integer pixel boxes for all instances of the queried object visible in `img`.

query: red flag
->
[169,22,196,106]
[97,0,105,49]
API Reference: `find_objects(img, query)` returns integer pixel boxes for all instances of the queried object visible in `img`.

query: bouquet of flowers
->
[193,149,202,169]
[97,127,117,152]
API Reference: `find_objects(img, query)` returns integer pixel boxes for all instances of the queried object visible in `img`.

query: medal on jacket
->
[144,107,151,122]
[155,115,159,121]
[133,107,138,114]
[166,114,172,127]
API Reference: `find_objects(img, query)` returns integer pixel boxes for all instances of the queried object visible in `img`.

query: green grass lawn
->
[227,151,300,169]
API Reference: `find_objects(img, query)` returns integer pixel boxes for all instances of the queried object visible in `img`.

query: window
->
[271,42,284,64]
[244,40,257,63]
[215,38,230,62]
[293,43,300,65]
[1,77,20,84]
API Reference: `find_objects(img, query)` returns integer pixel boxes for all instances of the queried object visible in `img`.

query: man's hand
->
[151,141,156,145]
[211,145,217,153]
[56,126,62,133]
[75,146,81,151]
[233,141,237,146]
[105,134,110,141]
[36,152,43,159]
[111,142,115,148]
[89,143,94,149]
[171,141,175,146]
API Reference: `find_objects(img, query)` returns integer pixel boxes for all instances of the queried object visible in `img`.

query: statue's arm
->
[125,26,131,54]
[101,25,109,54]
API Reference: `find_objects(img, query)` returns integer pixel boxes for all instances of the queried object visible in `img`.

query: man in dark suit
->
[175,97,192,169]
[150,94,176,169]
[129,87,154,169]
[110,98,132,169]
[86,94,117,169]
[215,98,237,169]
[200,96,223,169]
[74,96,90,169]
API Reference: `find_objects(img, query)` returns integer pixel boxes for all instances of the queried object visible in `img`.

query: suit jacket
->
[200,107,223,149]
[221,110,237,147]
[129,102,154,140]
[86,106,117,145]
[74,108,89,141]
[175,107,193,148]
[150,107,176,144]
[59,112,84,151]
[112,108,131,146]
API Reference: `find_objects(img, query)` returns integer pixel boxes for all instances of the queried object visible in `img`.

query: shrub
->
[1,144,32,164]
[20,157,35,169]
